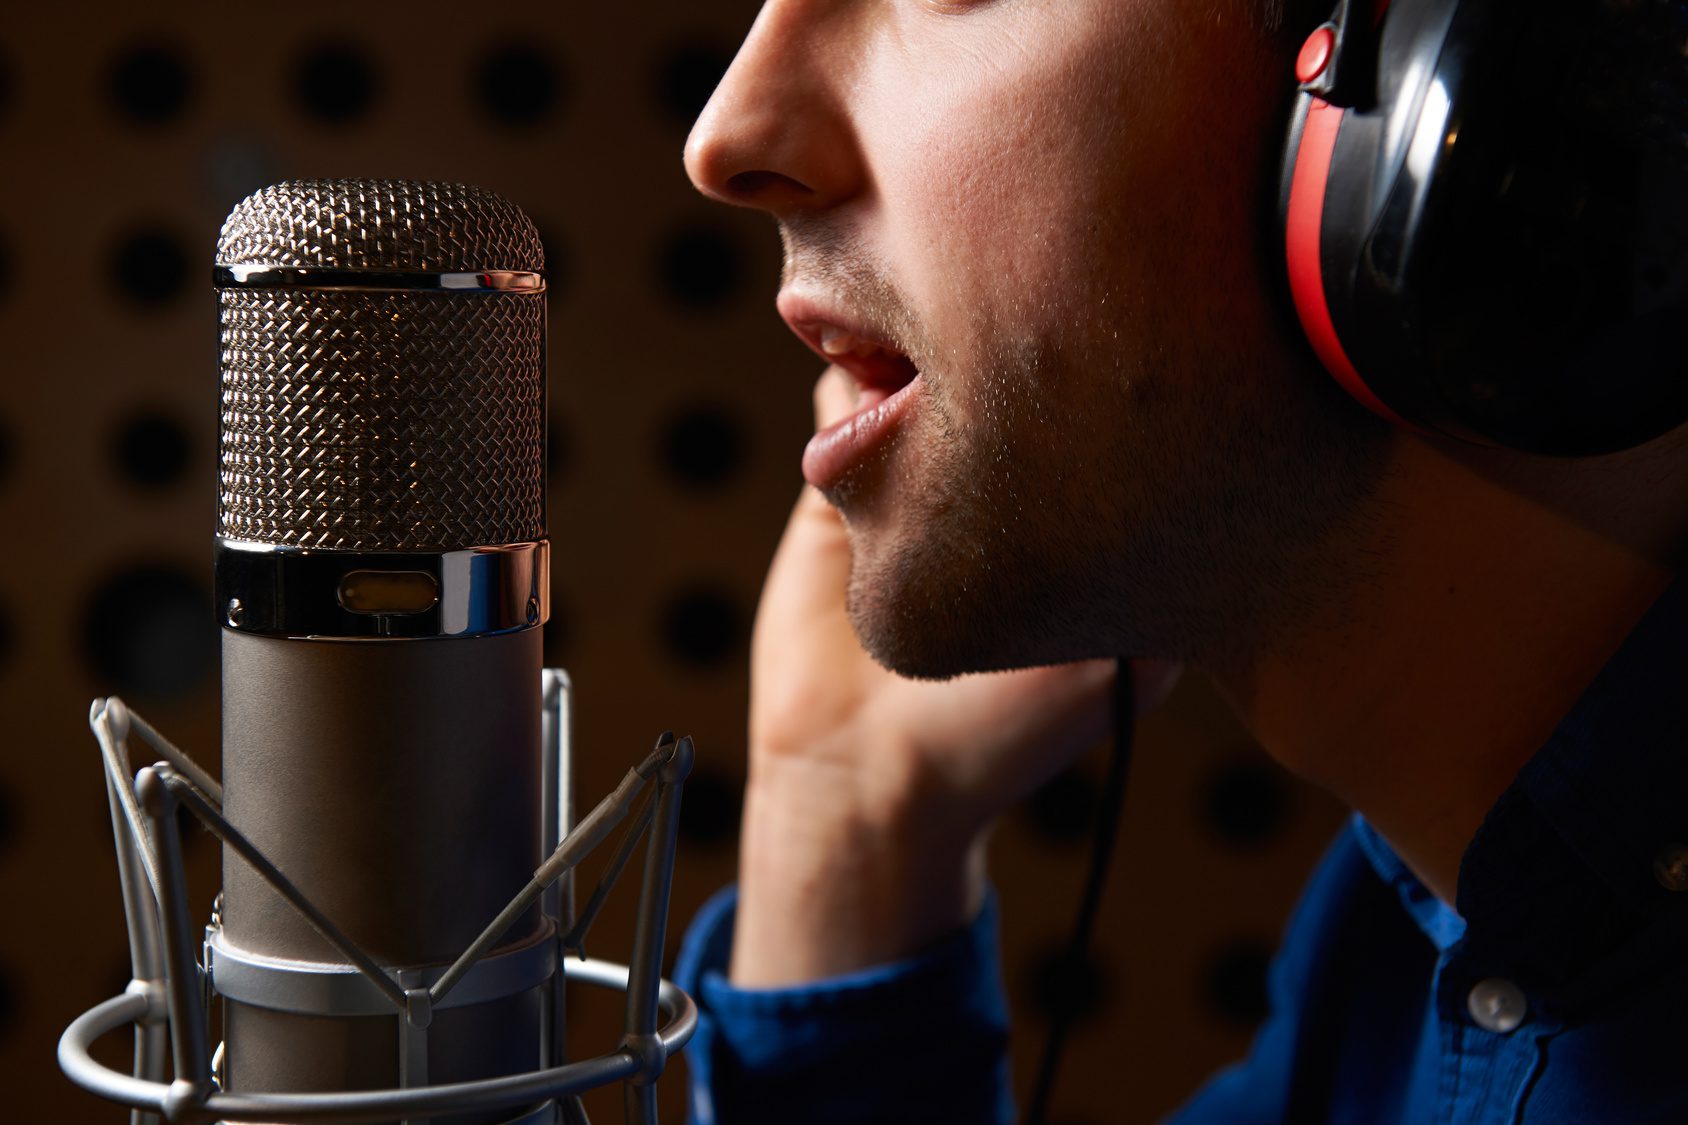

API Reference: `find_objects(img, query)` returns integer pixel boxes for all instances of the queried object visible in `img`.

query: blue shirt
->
[675,574,1688,1123]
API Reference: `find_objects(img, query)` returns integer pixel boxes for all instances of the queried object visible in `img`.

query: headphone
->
[1279,0,1688,456]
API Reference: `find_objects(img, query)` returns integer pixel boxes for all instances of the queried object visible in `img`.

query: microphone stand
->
[61,674,697,1125]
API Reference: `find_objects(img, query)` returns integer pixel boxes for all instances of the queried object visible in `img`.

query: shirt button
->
[1653,843,1688,892]
[1467,978,1529,1033]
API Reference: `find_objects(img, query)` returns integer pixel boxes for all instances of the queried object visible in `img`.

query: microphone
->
[61,178,697,1125]
[212,180,552,1109]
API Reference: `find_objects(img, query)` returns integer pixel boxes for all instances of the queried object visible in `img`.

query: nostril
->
[725,169,811,203]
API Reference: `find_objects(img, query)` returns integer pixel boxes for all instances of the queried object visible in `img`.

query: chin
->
[848,611,975,682]
[846,583,1110,681]
[837,537,976,679]
[840,527,1099,681]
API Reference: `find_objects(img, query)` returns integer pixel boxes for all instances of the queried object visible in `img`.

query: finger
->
[813,364,856,429]
[753,513,862,720]
[758,367,859,631]
[750,480,874,755]
[757,484,852,634]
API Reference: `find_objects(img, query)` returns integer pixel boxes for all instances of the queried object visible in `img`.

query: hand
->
[730,366,1181,986]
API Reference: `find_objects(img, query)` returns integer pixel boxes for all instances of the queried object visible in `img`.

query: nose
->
[684,3,863,213]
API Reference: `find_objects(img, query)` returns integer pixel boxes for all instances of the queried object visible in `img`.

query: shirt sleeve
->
[672,884,1015,1125]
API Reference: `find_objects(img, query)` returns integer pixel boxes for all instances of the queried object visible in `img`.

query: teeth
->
[817,324,894,360]
[819,326,855,357]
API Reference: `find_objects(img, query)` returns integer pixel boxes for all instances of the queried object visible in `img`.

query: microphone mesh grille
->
[216,180,546,272]
[216,180,546,552]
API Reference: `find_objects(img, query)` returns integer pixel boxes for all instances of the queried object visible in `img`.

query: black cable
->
[1023,658,1137,1125]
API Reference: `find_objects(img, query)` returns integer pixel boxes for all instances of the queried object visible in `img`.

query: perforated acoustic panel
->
[0,3,1344,1122]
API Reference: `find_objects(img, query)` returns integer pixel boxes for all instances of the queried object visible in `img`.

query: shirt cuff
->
[673,884,1014,1125]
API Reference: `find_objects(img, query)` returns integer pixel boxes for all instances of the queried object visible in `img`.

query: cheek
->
[854,8,1282,435]
[860,30,1158,363]
[934,116,1108,266]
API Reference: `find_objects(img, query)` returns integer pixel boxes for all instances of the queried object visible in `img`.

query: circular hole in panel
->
[660,586,745,669]
[1024,767,1102,846]
[656,224,746,311]
[1203,940,1273,1027]
[475,42,563,126]
[654,41,732,127]
[293,41,379,124]
[112,228,190,306]
[107,41,195,124]
[659,402,747,490]
[1024,944,1110,1028]
[113,411,192,489]
[1201,759,1291,849]
[82,564,216,701]
[677,768,741,847]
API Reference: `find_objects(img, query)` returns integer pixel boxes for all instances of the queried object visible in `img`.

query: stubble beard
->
[788,228,1395,683]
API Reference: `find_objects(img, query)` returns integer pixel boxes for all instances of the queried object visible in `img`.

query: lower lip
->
[802,374,924,491]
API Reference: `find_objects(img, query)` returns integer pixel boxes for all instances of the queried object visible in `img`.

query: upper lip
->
[777,289,919,394]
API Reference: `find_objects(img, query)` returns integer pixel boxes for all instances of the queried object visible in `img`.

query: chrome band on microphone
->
[216,538,549,639]
[214,264,547,293]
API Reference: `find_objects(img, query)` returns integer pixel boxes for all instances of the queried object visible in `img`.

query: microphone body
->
[213,180,550,1119]
[220,632,542,1098]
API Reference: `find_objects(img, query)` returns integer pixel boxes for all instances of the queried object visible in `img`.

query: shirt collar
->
[1358,571,1688,1005]
[1351,814,1467,953]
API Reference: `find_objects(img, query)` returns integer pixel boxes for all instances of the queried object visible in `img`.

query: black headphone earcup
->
[1281,0,1688,456]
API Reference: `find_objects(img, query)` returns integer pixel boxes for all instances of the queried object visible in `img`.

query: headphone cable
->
[1022,658,1137,1125]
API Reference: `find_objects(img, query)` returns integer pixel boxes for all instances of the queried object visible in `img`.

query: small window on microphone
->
[337,571,440,616]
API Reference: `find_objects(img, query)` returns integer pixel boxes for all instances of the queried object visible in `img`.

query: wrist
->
[728,754,987,987]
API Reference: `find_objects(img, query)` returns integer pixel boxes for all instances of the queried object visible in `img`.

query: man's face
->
[686,0,1391,678]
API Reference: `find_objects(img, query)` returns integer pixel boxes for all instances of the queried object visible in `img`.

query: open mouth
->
[796,321,921,412]
[784,314,926,491]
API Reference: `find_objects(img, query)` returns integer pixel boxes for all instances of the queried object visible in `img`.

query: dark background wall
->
[0,3,1345,1122]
